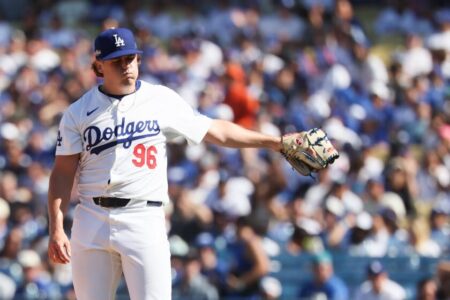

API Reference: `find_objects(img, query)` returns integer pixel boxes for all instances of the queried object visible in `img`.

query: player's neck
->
[101,81,136,95]
[99,80,141,99]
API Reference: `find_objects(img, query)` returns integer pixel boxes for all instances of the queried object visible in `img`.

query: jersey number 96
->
[132,144,157,169]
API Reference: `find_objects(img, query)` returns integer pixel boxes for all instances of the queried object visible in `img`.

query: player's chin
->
[121,76,137,85]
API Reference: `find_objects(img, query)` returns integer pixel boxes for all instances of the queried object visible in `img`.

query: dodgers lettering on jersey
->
[83,117,160,154]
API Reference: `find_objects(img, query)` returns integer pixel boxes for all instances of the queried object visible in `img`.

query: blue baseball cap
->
[94,27,143,60]
[195,232,215,249]
[367,260,385,276]
[313,251,332,265]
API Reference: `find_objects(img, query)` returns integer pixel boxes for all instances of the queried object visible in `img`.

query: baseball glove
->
[281,128,339,176]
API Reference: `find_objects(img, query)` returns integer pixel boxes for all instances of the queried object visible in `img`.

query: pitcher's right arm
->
[47,153,80,264]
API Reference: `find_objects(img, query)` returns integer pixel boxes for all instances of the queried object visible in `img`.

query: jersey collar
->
[98,80,141,100]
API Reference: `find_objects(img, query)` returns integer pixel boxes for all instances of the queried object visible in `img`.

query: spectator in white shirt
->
[353,260,406,300]
[408,218,441,257]
[395,34,432,82]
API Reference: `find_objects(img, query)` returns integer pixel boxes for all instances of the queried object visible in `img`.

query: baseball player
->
[47,27,283,300]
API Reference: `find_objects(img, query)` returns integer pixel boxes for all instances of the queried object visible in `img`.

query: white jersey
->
[353,279,406,300]
[56,80,212,204]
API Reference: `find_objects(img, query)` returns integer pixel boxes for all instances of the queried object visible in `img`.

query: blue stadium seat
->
[270,250,449,300]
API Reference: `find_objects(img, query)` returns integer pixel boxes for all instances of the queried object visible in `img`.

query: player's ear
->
[91,60,104,78]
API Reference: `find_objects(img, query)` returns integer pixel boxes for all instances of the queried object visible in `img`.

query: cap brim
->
[98,49,143,61]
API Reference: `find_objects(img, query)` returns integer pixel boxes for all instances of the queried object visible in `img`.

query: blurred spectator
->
[302,0,335,12]
[320,195,349,249]
[0,227,23,261]
[427,11,450,79]
[348,33,389,91]
[416,277,437,300]
[170,235,190,285]
[298,251,349,300]
[267,196,305,244]
[53,0,89,27]
[362,87,395,145]
[324,178,364,215]
[345,211,374,256]
[0,271,15,299]
[333,0,367,46]
[0,197,10,249]
[258,4,305,44]
[302,2,329,47]
[226,216,270,297]
[358,208,391,257]
[380,208,410,257]
[195,232,228,296]
[408,218,441,257]
[363,178,406,219]
[436,261,450,299]
[169,184,213,245]
[40,15,77,49]
[417,150,450,202]
[395,34,433,82]
[222,61,260,129]
[133,2,173,40]
[205,170,253,219]
[265,65,298,111]
[429,203,450,255]
[259,276,282,300]
[354,260,406,300]
[286,218,324,255]
[15,249,61,299]
[375,0,432,36]
[26,38,61,72]
[303,168,333,216]
[23,162,50,215]
[197,83,232,121]
[385,157,418,216]
[172,248,219,300]
[10,202,45,247]
[23,130,56,168]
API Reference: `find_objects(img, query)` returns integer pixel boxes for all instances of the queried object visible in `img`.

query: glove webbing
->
[305,128,329,167]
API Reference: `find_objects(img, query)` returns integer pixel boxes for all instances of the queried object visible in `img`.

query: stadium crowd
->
[0,0,449,299]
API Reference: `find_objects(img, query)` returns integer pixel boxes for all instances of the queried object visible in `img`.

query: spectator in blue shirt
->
[429,204,450,255]
[298,251,349,300]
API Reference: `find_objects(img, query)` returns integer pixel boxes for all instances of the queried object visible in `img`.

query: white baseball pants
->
[70,201,171,300]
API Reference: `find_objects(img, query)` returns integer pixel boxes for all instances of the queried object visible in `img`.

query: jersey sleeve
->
[55,109,83,155]
[162,87,212,145]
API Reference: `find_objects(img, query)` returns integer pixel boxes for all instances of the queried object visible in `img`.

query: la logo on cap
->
[94,27,142,60]
[113,34,125,47]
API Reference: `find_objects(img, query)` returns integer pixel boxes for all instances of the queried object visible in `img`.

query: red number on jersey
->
[132,144,157,169]
[146,145,157,169]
